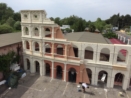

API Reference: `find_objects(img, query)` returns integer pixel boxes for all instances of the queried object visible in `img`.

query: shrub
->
[0,24,13,34]
[14,21,21,30]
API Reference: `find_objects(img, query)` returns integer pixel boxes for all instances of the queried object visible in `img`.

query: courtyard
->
[0,73,131,98]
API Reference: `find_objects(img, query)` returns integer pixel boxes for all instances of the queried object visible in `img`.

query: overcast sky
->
[1,0,131,21]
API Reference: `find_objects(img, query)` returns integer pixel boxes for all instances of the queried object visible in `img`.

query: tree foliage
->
[0,24,13,34]
[14,21,21,30]
[0,3,21,33]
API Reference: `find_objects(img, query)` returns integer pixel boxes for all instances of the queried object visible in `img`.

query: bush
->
[103,32,117,39]
[0,24,13,34]
[14,21,21,30]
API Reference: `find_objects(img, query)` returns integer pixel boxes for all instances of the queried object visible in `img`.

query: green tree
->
[6,17,15,27]
[0,24,13,34]
[95,18,106,32]
[14,21,21,30]
[0,3,14,24]
[13,12,21,21]
[89,23,96,32]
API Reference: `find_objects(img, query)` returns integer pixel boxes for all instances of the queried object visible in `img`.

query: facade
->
[0,33,22,80]
[21,10,131,90]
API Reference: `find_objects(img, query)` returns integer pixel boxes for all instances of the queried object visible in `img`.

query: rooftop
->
[64,32,108,44]
[0,33,21,47]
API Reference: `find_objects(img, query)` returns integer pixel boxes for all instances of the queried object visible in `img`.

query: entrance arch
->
[45,63,51,76]
[35,61,40,73]
[68,68,76,82]
[56,66,63,79]
[26,58,30,70]
[98,70,108,86]
[114,73,124,88]
[86,68,92,83]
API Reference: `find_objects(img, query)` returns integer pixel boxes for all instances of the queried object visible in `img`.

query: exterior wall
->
[0,42,22,55]
[21,10,131,90]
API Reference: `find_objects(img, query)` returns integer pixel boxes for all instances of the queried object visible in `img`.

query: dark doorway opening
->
[68,68,76,82]
[46,63,51,76]
[35,61,40,73]
[56,66,62,79]
[27,59,30,70]
[86,68,92,83]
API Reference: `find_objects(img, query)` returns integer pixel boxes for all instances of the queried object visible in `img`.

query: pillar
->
[107,76,111,88]
[52,26,54,39]
[40,61,43,76]
[23,56,27,70]
[93,51,97,63]
[64,44,67,59]
[91,73,95,85]
[30,59,35,73]
[122,76,129,90]
[123,37,126,43]
[64,63,67,81]
[127,39,130,45]
[117,34,119,39]
[94,72,98,85]
[52,43,54,57]
[43,62,46,75]
[109,52,114,64]
[52,61,54,79]
[96,51,100,63]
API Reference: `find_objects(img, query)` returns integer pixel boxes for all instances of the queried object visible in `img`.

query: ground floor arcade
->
[23,56,130,90]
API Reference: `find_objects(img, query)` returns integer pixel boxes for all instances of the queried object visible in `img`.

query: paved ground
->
[0,73,131,98]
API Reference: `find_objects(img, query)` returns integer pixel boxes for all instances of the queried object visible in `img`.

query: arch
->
[117,49,128,63]
[45,63,51,76]
[86,68,92,83]
[98,70,108,86]
[25,41,30,49]
[100,48,110,61]
[114,73,124,88]
[24,27,29,35]
[45,28,50,31]
[57,44,64,55]
[45,28,51,38]
[56,65,63,79]
[72,45,78,57]
[33,27,39,36]
[35,61,40,73]
[68,68,77,82]
[26,58,30,70]
[85,46,93,59]
[34,42,39,51]
[45,43,51,53]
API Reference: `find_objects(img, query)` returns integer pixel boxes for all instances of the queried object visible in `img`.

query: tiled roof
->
[0,33,21,47]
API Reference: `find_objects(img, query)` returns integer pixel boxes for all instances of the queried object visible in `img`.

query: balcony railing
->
[45,52,52,56]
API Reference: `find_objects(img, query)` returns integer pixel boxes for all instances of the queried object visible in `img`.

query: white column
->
[127,39,130,45]
[30,59,35,73]
[91,74,95,85]
[23,56,27,70]
[64,63,67,81]
[96,52,100,63]
[43,62,46,75]
[40,61,43,76]
[94,73,98,85]
[107,76,111,88]
[52,26,54,39]
[93,51,97,63]
[117,34,119,39]
[52,61,54,79]
[123,37,126,43]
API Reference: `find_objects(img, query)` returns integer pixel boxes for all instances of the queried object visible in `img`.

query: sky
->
[1,0,131,21]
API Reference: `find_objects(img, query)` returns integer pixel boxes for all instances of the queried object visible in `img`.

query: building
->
[60,25,70,30]
[0,33,22,80]
[21,10,131,90]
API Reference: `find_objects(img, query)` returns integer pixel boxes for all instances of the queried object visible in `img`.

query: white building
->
[21,10,131,90]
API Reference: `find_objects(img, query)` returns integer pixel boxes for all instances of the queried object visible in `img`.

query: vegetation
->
[0,3,21,34]
[103,31,117,39]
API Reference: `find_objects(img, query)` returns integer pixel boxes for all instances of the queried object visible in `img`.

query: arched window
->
[100,48,110,61]
[24,27,29,35]
[98,70,108,84]
[45,44,51,53]
[45,28,51,38]
[34,42,39,51]
[85,46,93,59]
[25,41,30,49]
[57,45,63,55]
[117,49,128,63]
[73,45,78,57]
[114,73,124,88]
[34,27,39,36]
